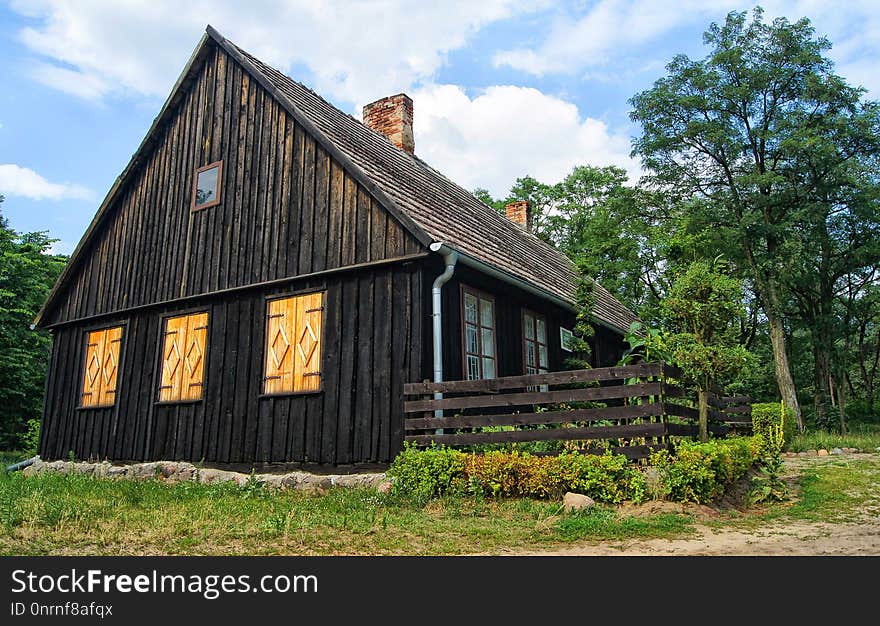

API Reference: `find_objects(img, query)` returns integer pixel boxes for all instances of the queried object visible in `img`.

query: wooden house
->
[35,27,638,469]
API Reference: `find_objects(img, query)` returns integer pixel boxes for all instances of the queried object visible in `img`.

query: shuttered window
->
[158,312,208,402]
[80,326,123,408]
[263,292,324,394]
[462,286,496,380]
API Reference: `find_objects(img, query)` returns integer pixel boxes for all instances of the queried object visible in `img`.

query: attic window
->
[192,161,222,211]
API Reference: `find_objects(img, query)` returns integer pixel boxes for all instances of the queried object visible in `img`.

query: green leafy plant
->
[21,418,41,456]
[650,437,759,503]
[386,443,468,503]
[749,403,790,504]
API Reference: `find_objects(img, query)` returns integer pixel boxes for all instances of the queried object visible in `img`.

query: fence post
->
[698,389,710,443]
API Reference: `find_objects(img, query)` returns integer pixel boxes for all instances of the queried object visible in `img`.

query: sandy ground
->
[495,454,880,556]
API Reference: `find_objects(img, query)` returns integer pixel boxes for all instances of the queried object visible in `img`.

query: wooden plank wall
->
[39,264,423,466]
[44,43,421,326]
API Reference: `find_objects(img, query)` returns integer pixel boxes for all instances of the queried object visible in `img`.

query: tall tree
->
[630,8,880,429]
[0,197,67,448]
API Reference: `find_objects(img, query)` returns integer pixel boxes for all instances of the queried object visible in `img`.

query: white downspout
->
[429,242,458,427]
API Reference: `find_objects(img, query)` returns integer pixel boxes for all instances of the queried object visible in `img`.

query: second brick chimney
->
[363,94,415,155]
[505,200,532,231]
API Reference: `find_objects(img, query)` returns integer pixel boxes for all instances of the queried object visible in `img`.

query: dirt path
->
[496,454,880,556]
[504,520,880,556]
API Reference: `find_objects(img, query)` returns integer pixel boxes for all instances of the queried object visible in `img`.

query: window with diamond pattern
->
[80,326,123,408]
[263,292,324,394]
[158,312,208,402]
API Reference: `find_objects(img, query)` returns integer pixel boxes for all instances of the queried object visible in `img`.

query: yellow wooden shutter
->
[81,326,123,408]
[296,291,323,392]
[182,312,208,401]
[264,292,323,394]
[81,329,105,407]
[264,297,294,394]
[159,312,208,402]
[98,326,122,406]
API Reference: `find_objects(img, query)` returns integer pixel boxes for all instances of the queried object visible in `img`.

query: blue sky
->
[1,1,878,255]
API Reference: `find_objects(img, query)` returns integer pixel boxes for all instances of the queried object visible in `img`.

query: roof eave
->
[432,243,629,335]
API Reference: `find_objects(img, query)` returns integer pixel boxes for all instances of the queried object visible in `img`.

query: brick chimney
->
[505,200,532,231]
[363,93,414,155]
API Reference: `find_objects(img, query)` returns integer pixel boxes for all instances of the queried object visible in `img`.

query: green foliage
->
[650,437,760,504]
[751,402,797,455]
[0,200,66,449]
[630,8,880,427]
[385,443,468,503]
[21,419,40,457]
[660,258,753,390]
[388,446,647,504]
[748,405,790,504]
[617,321,672,366]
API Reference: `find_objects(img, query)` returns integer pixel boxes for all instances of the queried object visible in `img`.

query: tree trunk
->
[832,375,847,435]
[767,312,803,431]
[812,342,831,427]
[698,389,709,443]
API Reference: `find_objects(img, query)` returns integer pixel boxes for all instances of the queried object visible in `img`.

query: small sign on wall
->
[560,327,575,352]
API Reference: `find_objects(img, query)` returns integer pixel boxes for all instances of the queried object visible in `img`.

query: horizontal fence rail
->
[402,362,749,461]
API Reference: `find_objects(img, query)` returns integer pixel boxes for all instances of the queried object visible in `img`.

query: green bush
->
[844,398,880,424]
[752,402,796,454]
[21,419,40,456]
[388,446,647,504]
[386,443,467,502]
[650,437,760,504]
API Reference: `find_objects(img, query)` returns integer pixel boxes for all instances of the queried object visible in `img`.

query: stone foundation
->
[21,458,388,492]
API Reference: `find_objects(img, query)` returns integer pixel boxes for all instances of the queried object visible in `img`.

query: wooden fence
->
[403,362,751,460]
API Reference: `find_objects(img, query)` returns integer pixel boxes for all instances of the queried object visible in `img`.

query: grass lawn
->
[2,453,877,556]
[786,423,880,453]
[0,470,694,556]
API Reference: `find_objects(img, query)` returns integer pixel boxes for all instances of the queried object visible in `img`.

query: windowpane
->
[481,328,494,357]
[539,345,548,369]
[482,357,495,379]
[467,355,480,380]
[526,342,536,367]
[194,163,221,210]
[524,315,535,340]
[536,318,546,343]
[480,299,494,328]
[464,294,478,324]
[466,326,479,354]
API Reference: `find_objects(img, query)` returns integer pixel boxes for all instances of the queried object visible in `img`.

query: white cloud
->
[493,0,738,76]
[0,164,93,201]
[10,0,538,106]
[492,0,880,94]
[413,84,639,197]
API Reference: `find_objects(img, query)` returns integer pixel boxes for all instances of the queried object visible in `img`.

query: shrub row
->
[388,437,761,505]
[386,444,647,504]
[649,437,761,504]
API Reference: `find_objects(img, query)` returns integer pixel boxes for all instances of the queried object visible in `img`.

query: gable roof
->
[37,26,638,334]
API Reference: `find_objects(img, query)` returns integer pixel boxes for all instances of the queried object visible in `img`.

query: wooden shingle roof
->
[217,34,637,333]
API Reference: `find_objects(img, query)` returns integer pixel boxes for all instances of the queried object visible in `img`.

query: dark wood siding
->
[39,264,423,466]
[43,43,422,327]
